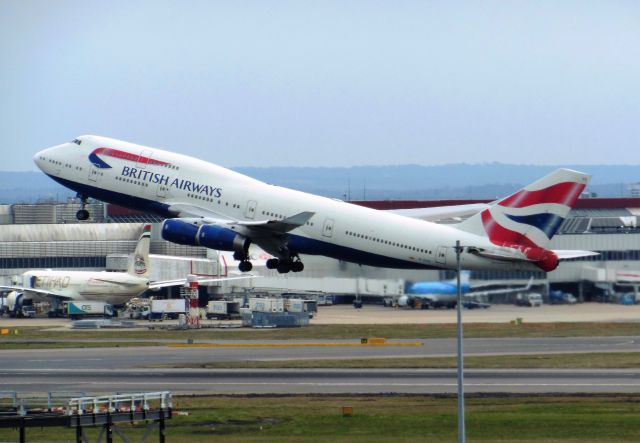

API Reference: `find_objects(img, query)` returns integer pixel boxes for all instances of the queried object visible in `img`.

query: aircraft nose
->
[33,149,45,168]
[33,143,67,172]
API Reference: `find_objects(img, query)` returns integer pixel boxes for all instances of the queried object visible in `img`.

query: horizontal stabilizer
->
[387,203,490,222]
[553,250,600,260]
[148,275,257,290]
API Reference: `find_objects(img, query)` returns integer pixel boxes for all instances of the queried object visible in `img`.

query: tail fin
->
[128,224,151,278]
[447,270,471,286]
[454,169,591,248]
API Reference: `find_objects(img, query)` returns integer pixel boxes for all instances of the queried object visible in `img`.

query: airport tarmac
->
[3,303,640,396]
[2,367,640,395]
[2,336,640,394]
[313,303,640,324]
[2,303,640,327]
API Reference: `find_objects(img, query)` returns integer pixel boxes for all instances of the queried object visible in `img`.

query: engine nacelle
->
[197,224,250,253]
[397,295,410,307]
[161,219,200,246]
[6,291,23,312]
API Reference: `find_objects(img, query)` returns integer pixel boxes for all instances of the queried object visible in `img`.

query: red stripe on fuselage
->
[94,147,169,166]
[498,182,585,208]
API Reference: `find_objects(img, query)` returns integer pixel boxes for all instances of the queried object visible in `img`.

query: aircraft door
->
[156,182,169,199]
[244,201,257,219]
[88,164,102,183]
[436,246,447,264]
[322,218,335,238]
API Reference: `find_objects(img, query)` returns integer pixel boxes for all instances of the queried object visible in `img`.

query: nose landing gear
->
[75,194,90,221]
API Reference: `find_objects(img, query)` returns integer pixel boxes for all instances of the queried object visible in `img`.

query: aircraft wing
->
[167,203,235,221]
[148,275,257,290]
[168,201,315,234]
[468,277,534,297]
[0,285,72,299]
[237,211,315,233]
[385,203,491,222]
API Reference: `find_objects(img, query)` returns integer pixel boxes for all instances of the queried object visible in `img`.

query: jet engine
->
[6,291,31,318]
[397,295,410,307]
[197,224,250,253]
[161,219,200,246]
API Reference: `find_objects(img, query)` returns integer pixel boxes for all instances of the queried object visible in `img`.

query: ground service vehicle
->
[206,300,241,319]
[67,301,114,320]
[149,299,187,321]
[549,290,577,304]
[516,293,543,307]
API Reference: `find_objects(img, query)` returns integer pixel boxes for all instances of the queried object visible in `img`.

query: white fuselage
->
[34,136,537,272]
[22,270,148,305]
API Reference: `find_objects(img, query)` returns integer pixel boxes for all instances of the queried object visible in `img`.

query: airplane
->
[0,224,250,315]
[397,271,533,309]
[34,135,596,275]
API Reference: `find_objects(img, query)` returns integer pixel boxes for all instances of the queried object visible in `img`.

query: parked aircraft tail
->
[127,224,151,278]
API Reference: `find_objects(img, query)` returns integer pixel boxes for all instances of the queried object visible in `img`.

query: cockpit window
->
[71,138,82,145]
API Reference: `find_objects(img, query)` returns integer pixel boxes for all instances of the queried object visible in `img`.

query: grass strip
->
[2,394,640,442]
[2,322,640,341]
[0,341,166,350]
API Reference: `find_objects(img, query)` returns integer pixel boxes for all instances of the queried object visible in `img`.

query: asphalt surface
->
[3,303,640,395]
[2,337,640,394]
[3,367,640,395]
[4,337,640,369]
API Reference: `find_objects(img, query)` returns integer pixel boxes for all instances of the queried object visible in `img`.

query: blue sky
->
[1,1,638,170]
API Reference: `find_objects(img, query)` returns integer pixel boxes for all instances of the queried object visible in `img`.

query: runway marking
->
[168,342,423,348]
[4,381,640,388]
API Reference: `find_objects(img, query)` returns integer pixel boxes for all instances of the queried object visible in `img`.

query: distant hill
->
[5,164,640,204]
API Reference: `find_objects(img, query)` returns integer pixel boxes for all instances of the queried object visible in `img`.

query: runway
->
[3,336,640,394]
[3,367,640,395]
[3,336,640,369]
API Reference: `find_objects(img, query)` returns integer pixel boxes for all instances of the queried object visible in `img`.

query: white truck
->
[67,301,114,320]
[284,298,317,318]
[149,299,187,321]
[206,300,241,319]
[249,297,284,313]
[516,293,543,307]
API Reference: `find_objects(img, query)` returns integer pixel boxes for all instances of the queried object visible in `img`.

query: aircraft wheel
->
[291,261,304,272]
[76,209,90,221]
[238,261,253,272]
[266,258,279,269]
[277,262,291,274]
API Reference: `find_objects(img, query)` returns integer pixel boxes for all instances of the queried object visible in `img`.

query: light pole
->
[455,240,466,443]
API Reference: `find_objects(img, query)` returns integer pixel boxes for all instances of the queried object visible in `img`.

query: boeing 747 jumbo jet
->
[34,136,596,274]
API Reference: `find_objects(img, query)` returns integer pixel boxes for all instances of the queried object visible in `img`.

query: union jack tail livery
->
[454,169,593,272]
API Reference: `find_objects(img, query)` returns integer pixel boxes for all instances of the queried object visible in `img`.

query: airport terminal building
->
[1,197,640,303]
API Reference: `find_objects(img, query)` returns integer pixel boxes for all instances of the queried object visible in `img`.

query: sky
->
[1,1,639,170]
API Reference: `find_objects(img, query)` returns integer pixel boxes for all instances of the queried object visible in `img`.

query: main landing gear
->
[266,257,304,274]
[234,251,253,273]
[76,194,90,221]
